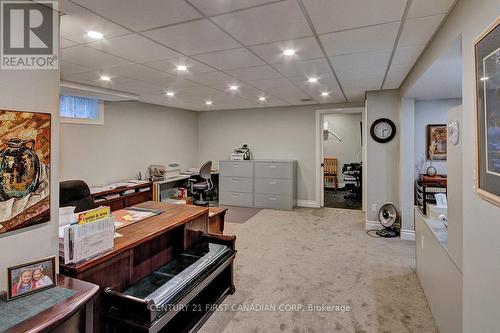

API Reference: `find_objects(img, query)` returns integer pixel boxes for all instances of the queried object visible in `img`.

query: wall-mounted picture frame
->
[7,256,56,300]
[426,124,447,160]
[474,18,500,206]
[0,110,51,235]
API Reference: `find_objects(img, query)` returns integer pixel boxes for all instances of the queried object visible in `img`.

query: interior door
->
[320,114,325,207]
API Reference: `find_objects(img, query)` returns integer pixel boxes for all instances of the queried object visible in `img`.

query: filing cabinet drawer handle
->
[232,179,239,182]
[269,165,277,168]
[268,197,277,201]
[232,164,240,167]
[268,181,277,185]
[231,194,240,197]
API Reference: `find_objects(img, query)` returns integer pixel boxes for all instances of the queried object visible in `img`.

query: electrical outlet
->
[421,235,424,249]
[371,204,377,212]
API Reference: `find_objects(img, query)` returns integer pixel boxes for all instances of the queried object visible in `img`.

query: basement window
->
[60,95,104,125]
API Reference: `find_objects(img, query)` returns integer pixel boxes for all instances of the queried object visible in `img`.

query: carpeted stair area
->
[199,207,437,333]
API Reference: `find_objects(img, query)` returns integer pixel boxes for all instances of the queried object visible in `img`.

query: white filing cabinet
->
[219,160,296,210]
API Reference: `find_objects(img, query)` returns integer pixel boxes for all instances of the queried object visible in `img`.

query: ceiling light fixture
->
[205,100,213,105]
[321,92,329,97]
[283,49,296,56]
[176,65,188,71]
[99,75,111,81]
[166,91,175,97]
[258,96,267,102]
[479,76,489,81]
[308,77,318,83]
[229,85,239,91]
[87,31,104,40]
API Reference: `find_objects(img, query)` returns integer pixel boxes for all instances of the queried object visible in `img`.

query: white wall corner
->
[296,200,320,208]
[400,229,416,241]
[365,220,383,230]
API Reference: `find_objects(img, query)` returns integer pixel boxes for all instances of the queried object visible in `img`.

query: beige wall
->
[60,101,199,186]
[0,71,60,290]
[401,0,500,330]
[323,113,362,185]
[197,103,361,204]
[365,90,401,223]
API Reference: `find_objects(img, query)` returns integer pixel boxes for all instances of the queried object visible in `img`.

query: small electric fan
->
[376,203,400,238]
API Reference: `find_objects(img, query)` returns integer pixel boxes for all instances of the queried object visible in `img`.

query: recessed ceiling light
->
[283,49,296,56]
[205,101,213,105]
[176,65,188,71]
[258,96,267,102]
[229,85,239,91]
[321,92,329,97]
[479,76,489,81]
[99,75,111,81]
[87,31,104,40]
[308,77,319,83]
[166,91,175,97]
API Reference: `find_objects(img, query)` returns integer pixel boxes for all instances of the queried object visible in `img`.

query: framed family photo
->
[7,257,56,300]
[474,18,500,206]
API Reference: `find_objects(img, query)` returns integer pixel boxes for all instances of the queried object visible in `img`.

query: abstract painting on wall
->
[0,110,51,234]
[475,19,500,205]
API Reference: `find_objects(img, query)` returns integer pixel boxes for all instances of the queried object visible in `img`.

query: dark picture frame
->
[7,256,56,300]
[426,124,447,160]
[474,18,500,206]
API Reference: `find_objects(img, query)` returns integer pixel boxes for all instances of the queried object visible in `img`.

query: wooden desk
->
[209,207,227,234]
[92,182,153,212]
[60,201,209,332]
[6,275,98,333]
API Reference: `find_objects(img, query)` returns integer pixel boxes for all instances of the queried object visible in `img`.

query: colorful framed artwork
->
[7,257,56,300]
[426,124,447,160]
[474,18,500,206]
[0,110,51,234]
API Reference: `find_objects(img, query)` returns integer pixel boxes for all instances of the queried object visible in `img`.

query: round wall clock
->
[448,120,459,145]
[370,118,396,143]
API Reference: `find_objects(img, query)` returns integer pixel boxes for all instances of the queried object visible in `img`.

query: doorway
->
[319,110,363,209]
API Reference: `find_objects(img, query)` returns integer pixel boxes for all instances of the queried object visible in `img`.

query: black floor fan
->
[376,203,400,238]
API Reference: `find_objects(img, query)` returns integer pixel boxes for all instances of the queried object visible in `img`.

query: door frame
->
[315,107,366,209]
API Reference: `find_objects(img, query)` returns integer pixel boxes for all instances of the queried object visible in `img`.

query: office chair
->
[188,161,213,206]
[60,180,97,213]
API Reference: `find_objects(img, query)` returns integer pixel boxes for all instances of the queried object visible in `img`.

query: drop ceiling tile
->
[64,72,163,94]
[248,77,312,102]
[336,66,386,91]
[209,83,265,101]
[249,37,324,64]
[407,0,455,19]
[273,58,331,77]
[320,21,399,56]
[383,64,413,89]
[103,64,175,86]
[392,44,426,65]
[302,0,406,34]
[62,46,133,69]
[59,0,129,43]
[226,65,282,81]
[398,14,445,47]
[189,0,278,16]
[288,73,345,103]
[330,49,391,72]
[145,57,216,74]
[60,61,92,76]
[143,19,240,55]
[344,89,366,102]
[212,0,312,45]
[186,71,235,85]
[61,38,78,49]
[71,0,202,31]
[192,48,265,70]
[87,34,181,63]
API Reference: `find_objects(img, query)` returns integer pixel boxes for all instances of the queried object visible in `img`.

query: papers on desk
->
[63,216,115,264]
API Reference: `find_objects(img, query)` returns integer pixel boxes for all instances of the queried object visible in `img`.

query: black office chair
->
[188,161,213,206]
[60,180,96,213]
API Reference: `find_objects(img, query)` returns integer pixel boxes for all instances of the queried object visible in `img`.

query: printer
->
[149,163,181,181]
[230,144,251,160]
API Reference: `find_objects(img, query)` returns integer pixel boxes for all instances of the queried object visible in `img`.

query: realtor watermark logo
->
[1,0,59,69]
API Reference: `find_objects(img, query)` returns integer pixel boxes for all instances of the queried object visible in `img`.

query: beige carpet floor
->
[200,208,438,333]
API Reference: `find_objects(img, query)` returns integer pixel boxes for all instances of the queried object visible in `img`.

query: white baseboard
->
[365,220,382,230]
[296,200,320,208]
[400,229,415,241]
